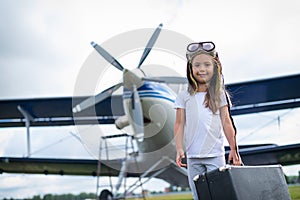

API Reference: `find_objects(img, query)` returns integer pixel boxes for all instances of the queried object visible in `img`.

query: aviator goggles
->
[187,41,215,53]
[186,41,216,60]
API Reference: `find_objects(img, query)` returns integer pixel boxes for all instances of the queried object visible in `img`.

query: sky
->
[1,0,300,198]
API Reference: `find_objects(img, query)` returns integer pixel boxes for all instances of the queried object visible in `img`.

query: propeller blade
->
[142,76,188,84]
[137,23,163,68]
[131,85,144,142]
[72,83,122,113]
[91,41,124,71]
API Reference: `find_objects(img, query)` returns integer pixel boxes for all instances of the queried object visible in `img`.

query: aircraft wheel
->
[99,189,113,200]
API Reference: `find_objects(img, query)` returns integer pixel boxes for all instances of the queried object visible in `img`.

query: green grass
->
[289,185,300,200]
[127,192,193,200]
[127,185,300,200]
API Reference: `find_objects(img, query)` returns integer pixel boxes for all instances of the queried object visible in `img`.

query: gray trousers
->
[187,156,226,200]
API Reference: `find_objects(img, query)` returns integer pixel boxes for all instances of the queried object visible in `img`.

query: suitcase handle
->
[219,165,232,172]
[219,162,245,172]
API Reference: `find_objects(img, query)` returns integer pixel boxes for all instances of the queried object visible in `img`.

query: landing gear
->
[99,189,113,200]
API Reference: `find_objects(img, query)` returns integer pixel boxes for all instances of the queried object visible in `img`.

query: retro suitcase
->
[193,165,291,200]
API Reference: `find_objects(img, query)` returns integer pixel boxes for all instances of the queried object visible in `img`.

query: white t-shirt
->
[174,91,228,158]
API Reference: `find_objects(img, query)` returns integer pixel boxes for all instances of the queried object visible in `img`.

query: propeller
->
[91,41,124,71]
[142,76,187,84]
[73,24,164,143]
[72,83,122,113]
[137,23,163,68]
[131,85,144,142]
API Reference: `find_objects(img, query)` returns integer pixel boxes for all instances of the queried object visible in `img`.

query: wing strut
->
[17,105,35,157]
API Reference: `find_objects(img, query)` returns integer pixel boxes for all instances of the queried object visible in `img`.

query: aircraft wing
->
[237,143,300,166]
[0,156,189,187]
[1,143,299,187]
[0,157,123,176]
[154,162,189,187]
[227,73,300,115]
[0,95,124,127]
[0,74,300,128]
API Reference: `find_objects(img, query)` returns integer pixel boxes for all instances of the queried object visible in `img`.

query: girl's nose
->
[198,66,205,72]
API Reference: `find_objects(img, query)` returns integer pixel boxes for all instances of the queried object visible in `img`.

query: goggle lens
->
[187,42,215,52]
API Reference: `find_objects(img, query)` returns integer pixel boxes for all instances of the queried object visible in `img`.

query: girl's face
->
[191,53,214,85]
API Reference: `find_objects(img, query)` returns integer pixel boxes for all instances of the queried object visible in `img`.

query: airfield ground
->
[127,185,300,200]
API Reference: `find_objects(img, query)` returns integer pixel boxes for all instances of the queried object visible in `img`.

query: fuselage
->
[122,81,178,173]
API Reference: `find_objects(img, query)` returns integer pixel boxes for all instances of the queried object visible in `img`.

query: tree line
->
[2,193,97,200]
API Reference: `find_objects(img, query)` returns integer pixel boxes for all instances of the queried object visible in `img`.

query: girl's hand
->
[176,149,187,168]
[228,149,243,166]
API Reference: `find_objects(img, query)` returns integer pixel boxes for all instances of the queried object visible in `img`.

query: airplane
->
[1,24,300,199]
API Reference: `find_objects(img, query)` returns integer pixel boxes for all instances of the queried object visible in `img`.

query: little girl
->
[174,41,242,200]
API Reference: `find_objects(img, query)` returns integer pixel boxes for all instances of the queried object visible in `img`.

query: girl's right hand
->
[176,149,187,168]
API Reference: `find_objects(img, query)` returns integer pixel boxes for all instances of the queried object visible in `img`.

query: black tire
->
[99,189,113,200]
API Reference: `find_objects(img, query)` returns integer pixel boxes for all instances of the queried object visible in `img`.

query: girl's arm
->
[174,108,187,167]
[220,106,242,165]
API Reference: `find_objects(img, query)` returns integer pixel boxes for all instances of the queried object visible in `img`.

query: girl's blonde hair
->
[186,51,225,114]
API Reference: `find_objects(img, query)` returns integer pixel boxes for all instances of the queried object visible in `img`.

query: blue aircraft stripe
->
[123,94,175,103]
[123,90,174,97]
[122,82,176,103]
[123,89,175,102]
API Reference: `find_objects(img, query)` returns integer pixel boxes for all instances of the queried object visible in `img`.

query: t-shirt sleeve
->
[174,91,186,109]
[220,91,231,108]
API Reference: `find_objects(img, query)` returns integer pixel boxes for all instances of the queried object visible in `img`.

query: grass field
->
[290,185,300,200]
[127,185,300,200]
[127,192,193,200]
